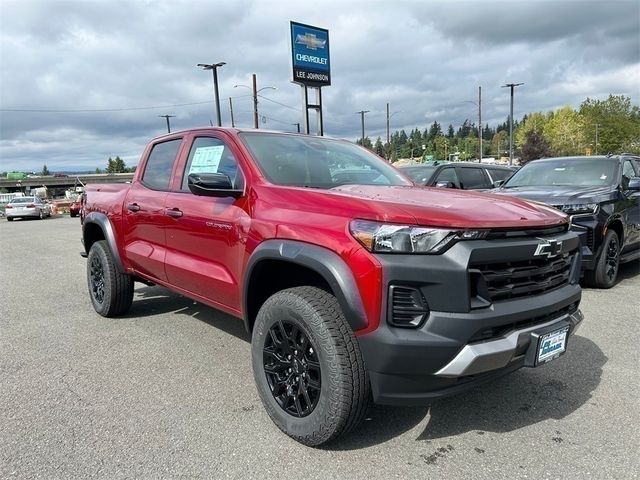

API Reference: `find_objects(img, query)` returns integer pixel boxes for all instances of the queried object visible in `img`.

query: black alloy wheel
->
[90,256,105,304]
[604,234,619,283]
[263,320,321,417]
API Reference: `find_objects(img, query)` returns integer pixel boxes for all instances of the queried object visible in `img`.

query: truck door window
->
[433,168,459,187]
[622,160,636,180]
[142,139,182,190]
[181,137,244,191]
[458,167,489,189]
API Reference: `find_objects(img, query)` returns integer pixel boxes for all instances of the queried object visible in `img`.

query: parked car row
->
[401,154,640,288]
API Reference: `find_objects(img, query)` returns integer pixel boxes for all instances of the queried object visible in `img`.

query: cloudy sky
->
[0,0,638,172]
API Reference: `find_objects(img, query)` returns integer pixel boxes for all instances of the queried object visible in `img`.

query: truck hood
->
[330,185,567,229]
[493,185,615,206]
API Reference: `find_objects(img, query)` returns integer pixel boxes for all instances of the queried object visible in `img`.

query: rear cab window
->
[141,139,182,190]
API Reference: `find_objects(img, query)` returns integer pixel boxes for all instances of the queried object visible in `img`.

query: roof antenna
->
[209,119,213,126]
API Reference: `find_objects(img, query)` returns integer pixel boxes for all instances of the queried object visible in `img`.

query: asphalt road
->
[1,216,639,479]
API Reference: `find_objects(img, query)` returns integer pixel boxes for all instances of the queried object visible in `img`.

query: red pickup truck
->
[81,128,583,446]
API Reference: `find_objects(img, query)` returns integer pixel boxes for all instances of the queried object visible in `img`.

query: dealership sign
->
[290,21,330,86]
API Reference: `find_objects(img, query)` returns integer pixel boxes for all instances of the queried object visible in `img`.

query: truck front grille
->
[470,252,574,302]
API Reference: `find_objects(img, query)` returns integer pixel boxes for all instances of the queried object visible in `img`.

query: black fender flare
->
[82,212,125,273]
[243,239,369,332]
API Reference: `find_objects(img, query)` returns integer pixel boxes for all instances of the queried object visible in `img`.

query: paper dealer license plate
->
[537,327,569,364]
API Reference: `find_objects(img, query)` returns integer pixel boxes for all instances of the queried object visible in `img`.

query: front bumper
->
[569,214,603,271]
[357,231,583,406]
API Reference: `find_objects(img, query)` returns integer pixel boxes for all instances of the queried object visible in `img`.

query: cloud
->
[0,0,638,171]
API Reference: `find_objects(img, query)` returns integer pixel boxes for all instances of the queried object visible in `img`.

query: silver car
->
[5,196,51,221]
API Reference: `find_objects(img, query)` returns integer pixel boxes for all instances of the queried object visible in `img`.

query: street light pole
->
[356,110,370,147]
[197,62,226,127]
[595,123,601,154]
[158,114,175,133]
[501,82,524,165]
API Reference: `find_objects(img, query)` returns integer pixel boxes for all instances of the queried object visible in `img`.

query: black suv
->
[494,154,640,288]
[399,162,517,190]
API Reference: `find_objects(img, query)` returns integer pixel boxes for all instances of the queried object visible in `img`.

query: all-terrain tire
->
[87,240,134,317]
[251,286,370,447]
[584,230,619,289]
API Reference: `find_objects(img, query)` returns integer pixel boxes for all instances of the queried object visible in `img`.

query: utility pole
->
[197,62,225,127]
[501,82,524,165]
[386,103,390,147]
[228,97,235,128]
[356,110,370,147]
[252,74,259,129]
[292,123,301,133]
[595,123,601,154]
[158,114,175,133]
[478,86,482,163]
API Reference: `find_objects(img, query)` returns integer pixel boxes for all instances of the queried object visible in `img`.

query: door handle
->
[165,208,183,218]
[127,203,140,212]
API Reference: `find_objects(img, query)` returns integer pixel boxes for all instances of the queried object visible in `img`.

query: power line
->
[0,95,253,113]
[256,95,301,112]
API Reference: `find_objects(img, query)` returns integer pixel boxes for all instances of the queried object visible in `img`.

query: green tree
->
[491,131,508,157]
[106,156,127,173]
[434,136,448,160]
[521,130,552,163]
[374,137,384,157]
[543,106,586,156]
[515,111,551,149]
[41,164,50,176]
[579,95,640,154]
[95,167,102,174]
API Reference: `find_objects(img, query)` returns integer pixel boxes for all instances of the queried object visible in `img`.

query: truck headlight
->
[560,203,598,215]
[350,220,488,254]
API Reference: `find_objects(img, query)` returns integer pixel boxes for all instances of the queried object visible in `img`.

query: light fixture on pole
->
[234,78,276,129]
[501,82,524,165]
[197,62,226,127]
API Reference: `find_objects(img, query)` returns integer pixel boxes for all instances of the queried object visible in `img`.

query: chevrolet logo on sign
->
[295,33,326,50]
[534,239,563,259]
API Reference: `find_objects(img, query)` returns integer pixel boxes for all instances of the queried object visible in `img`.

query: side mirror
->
[628,178,640,192]
[435,181,455,188]
[493,179,505,188]
[187,173,243,198]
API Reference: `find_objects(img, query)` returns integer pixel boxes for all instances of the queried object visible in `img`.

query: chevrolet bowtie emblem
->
[295,33,326,50]
[534,239,563,259]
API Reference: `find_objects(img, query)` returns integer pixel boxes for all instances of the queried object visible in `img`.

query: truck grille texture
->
[471,252,574,302]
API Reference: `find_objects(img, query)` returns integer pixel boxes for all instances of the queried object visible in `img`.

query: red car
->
[69,198,82,217]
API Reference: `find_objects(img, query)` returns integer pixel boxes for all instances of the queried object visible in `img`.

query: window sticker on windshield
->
[600,174,607,180]
[554,168,566,171]
[189,145,225,174]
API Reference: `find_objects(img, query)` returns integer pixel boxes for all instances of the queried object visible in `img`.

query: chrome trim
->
[435,309,583,378]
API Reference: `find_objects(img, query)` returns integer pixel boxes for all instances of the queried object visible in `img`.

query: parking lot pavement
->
[1,216,639,479]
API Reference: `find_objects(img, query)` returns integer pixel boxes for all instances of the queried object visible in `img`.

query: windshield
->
[504,158,619,187]
[399,166,436,183]
[10,197,36,204]
[239,133,411,188]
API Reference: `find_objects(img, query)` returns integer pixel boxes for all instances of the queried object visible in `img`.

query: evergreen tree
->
[374,137,385,157]
[446,124,455,139]
[41,164,50,176]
